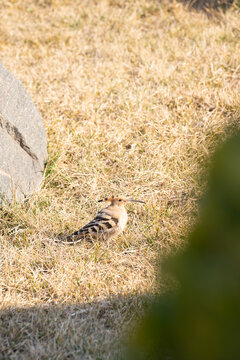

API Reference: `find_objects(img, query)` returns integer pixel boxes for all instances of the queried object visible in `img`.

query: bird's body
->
[64,196,145,244]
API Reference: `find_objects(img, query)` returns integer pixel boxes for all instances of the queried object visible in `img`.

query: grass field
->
[0,0,240,358]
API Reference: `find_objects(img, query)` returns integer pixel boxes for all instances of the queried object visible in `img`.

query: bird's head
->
[98,195,145,206]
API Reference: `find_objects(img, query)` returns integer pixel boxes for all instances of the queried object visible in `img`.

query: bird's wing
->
[64,210,119,244]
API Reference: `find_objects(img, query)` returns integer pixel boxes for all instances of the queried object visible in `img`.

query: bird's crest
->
[98,196,145,204]
[98,195,126,203]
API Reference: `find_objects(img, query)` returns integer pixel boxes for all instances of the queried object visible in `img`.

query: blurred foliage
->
[127,132,240,360]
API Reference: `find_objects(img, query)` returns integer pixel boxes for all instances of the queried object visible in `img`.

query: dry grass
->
[0,0,240,358]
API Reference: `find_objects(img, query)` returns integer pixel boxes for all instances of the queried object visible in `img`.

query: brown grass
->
[0,0,240,358]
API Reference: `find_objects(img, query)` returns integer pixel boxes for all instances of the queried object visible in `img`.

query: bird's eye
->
[119,199,122,202]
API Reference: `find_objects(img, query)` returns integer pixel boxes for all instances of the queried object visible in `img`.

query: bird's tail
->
[55,230,87,245]
[63,235,84,245]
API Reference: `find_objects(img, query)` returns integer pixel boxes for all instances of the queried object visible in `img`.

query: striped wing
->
[65,210,119,243]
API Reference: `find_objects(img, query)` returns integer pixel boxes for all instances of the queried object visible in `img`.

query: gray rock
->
[0,62,47,204]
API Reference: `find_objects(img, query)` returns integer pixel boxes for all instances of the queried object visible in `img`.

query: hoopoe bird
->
[64,196,145,244]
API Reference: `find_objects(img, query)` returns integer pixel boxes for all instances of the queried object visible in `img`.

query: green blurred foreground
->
[128,132,240,360]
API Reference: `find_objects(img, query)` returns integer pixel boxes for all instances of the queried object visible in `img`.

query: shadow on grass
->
[0,294,149,360]
[177,0,235,12]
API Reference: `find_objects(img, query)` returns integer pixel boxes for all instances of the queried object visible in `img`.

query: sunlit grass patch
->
[0,0,239,358]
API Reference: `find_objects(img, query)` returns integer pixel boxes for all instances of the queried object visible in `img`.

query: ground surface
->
[0,0,239,358]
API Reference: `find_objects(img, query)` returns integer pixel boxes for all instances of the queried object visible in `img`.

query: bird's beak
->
[126,199,146,204]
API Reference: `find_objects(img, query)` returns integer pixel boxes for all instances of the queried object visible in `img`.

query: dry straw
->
[0,0,239,358]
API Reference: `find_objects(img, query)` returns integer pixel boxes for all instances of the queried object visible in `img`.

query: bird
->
[64,195,145,244]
